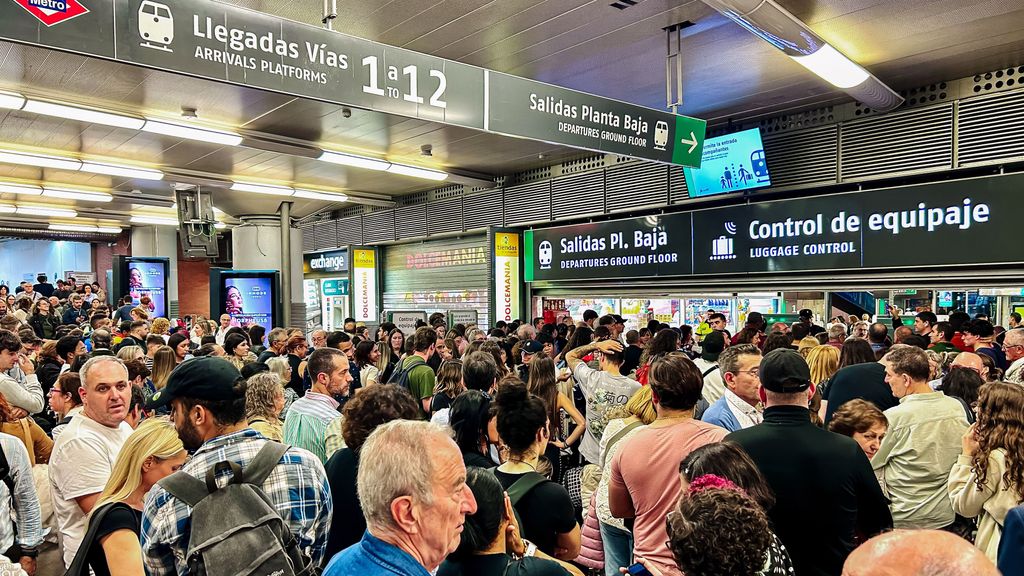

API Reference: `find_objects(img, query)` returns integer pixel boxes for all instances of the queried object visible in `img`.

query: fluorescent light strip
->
[214,222,227,229]
[49,224,122,234]
[293,189,349,202]
[0,183,42,196]
[790,44,870,89]
[231,182,295,197]
[0,91,25,110]
[318,150,391,171]
[142,119,243,146]
[0,204,14,214]
[23,100,146,130]
[43,188,114,203]
[80,162,163,181]
[0,149,82,171]
[15,206,77,217]
[131,215,178,226]
[386,163,449,181]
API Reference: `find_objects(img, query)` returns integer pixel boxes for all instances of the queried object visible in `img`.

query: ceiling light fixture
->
[80,162,164,181]
[0,91,26,110]
[292,189,349,202]
[131,215,179,226]
[700,0,904,111]
[43,188,114,202]
[0,183,42,196]
[386,163,449,181]
[230,182,295,197]
[214,222,227,229]
[48,224,122,234]
[15,205,78,217]
[22,100,146,130]
[142,119,244,146]
[318,150,391,171]
[0,149,82,171]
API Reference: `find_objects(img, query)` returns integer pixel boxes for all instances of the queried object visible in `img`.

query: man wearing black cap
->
[799,308,826,336]
[693,330,727,404]
[517,339,544,382]
[726,348,892,576]
[141,357,332,574]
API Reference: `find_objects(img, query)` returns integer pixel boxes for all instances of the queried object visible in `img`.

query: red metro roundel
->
[12,0,90,26]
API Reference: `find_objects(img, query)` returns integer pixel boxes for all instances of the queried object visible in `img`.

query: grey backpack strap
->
[158,470,211,508]
[244,442,289,487]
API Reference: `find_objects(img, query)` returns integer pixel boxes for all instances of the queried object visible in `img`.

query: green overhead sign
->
[0,0,706,166]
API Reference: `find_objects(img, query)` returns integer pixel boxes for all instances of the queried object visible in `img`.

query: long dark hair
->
[450,390,492,456]
[839,338,875,369]
[939,366,984,408]
[679,442,776,511]
[641,328,681,366]
[762,331,793,355]
[558,325,593,362]
[449,468,507,560]
[526,355,559,439]
[495,381,547,456]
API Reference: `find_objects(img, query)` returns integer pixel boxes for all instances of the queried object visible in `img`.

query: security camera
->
[341,108,351,118]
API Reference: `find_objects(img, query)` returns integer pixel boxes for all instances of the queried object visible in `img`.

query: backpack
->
[490,468,548,540]
[387,356,426,391]
[157,442,312,576]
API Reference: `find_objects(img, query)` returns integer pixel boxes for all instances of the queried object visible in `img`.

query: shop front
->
[525,173,1024,332]
[302,249,349,332]
[382,235,492,329]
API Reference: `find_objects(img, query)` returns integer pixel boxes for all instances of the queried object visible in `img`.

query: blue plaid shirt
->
[140,429,333,576]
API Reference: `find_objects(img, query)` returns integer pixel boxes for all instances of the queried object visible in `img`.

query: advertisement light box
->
[684,128,770,198]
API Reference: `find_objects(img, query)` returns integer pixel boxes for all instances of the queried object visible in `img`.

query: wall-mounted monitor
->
[684,128,771,198]
[210,269,280,329]
[112,256,169,319]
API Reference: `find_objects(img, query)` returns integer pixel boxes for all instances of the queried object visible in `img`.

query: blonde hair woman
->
[72,419,185,575]
[150,346,177,390]
[246,372,285,442]
[116,345,144,364]
[806,345,838,428]
[150,317,170,342]
[797,336,820,359]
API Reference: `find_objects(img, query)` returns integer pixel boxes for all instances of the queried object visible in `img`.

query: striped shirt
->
[141,429,332,576]
[283,392,341,464]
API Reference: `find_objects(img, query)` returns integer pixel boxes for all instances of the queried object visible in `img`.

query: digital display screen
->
[223,276,274,328]
[126,259,167,318]
[684,128,770,198]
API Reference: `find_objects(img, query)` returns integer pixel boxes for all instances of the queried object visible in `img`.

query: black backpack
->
[387,356,426,391]
[156,442,312,576]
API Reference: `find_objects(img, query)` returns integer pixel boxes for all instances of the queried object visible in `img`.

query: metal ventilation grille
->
[669,166,689,204]
[362,210,396,243]
[504,180,552,226]
[463,188,504,230]
[841,104,953,181]
[959,89,1024,166]
[336,215,363,246]
[313,220,338,251]
[300,224,315,252]
[427,197,463,235]
[552,171,604,219]
[606,161,669,212]
[395,205,427,240]
[763,124,838,188]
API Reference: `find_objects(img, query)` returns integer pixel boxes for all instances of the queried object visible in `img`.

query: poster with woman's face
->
[127,261,166,318]
[224,277,273,328]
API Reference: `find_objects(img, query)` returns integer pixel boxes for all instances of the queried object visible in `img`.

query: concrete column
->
[280,202,292,327]
[130,226,179,317]
[231,216,303,328]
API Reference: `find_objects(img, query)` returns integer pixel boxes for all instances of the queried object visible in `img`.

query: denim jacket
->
[324,531,431,576]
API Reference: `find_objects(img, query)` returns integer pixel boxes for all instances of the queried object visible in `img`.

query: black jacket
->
[36,356,63,395]
[822,363,899,425]
[29,313,59,340]
[726,406,892,576]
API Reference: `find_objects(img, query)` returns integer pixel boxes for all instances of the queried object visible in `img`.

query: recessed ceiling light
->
[23,100,146,130]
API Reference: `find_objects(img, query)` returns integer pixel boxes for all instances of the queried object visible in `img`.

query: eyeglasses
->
[731,368,761,378]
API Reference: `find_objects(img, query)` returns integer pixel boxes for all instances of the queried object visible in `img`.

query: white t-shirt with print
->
[573,363,641,464]
[49,413,133,567]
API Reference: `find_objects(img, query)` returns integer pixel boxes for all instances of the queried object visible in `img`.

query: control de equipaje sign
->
[525,173,1024,281]
[0,0,706,167]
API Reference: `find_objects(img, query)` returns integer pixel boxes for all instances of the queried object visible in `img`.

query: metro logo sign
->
[12,0,90,26]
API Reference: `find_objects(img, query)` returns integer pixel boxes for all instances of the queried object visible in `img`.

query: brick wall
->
[91,232,131,292]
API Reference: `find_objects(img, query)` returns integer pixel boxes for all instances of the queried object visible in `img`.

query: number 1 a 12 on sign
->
[361,55,447,108]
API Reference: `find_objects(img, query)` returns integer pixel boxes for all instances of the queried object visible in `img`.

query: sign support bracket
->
[665,22,694,113]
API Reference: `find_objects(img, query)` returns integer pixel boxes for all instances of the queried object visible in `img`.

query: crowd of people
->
[0,280,1022,576]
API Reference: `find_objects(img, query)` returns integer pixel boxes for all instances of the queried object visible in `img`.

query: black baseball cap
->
[798,308,814,319]
[700,331,726,361]
[612,315,625,325]
[520,340,544,354]
[145,356,244,409]
[759,348,811,393]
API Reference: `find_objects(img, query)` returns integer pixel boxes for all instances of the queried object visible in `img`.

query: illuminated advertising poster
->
[493,231,521,324]
[352,248,379,323]
[127,260,167,318]
[224,277,274,327]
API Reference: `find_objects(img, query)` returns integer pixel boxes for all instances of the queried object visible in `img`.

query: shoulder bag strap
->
[507,471,548,507]
[157,470,210,508]
[244,441,289,486]
[702,365,719,378]
[63,502,133,576]
[600,420,644,469]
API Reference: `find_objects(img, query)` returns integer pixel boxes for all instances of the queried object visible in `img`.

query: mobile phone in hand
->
[626,563,654,576]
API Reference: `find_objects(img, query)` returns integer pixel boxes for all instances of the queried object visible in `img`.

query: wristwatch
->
[523,540,537,558]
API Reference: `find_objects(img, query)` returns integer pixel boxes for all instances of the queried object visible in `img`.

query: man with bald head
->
[951,351,989,381]
[843,529,999,576]
[1003,328,1024,384]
